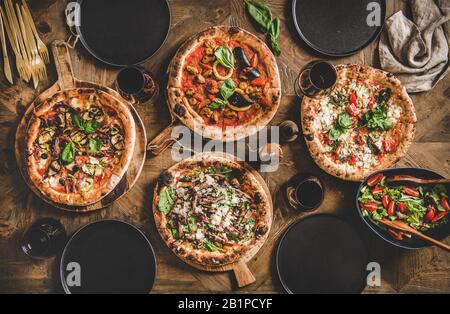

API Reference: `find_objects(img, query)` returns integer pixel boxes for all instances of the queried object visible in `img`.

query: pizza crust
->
[301,64,416,182]
[26,88,136,206]
[152,152,272,267]
[167,26,281,142]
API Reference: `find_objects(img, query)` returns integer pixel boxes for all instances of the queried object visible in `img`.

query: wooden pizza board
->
[153,152,273,288]
[14,40,146,212]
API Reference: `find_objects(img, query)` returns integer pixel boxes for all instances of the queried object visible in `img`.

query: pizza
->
[301,64,416,181]
[26,89,136,206]
[153,153,271,266]
[167,26,281,141]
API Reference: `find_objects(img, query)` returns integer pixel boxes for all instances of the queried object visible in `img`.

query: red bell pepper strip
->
[441,197,450,211]
[382,195,390,208]
[367,173,384,187]
[360,202,378,211]
[371,187,383,196]
[403,186,419,197]
[431,211,449,223]
[424,206,435,222]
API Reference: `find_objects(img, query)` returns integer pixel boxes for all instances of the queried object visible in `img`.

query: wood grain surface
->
[0,0,449,293]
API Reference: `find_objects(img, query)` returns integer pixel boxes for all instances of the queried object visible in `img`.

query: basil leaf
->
[337,112,352,129]
[269,17,280,39]
[209,98,228,109]
[61,141,75,164]
[83,120,100,134]
[89,138,102,152]
[329,128,342,141]
[158,186,175,214]
[72,113,100,134]
[214,45,235,69]
[268,33,281,56]
[220,78,235,100]
[244,0,273,32]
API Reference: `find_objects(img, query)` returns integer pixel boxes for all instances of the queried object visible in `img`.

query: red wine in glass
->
[21,218,66,259]
[295,61,337,98]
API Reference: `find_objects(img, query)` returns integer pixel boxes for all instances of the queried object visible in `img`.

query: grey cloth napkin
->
[379,0,450,93]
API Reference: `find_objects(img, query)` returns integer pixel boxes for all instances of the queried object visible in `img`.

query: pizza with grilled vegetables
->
[26,89,135,206]
[153,153,271,266]
[167,26,281,141]
[302,64,416,181]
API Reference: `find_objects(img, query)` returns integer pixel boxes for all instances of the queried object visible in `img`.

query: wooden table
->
[0,0,449,294]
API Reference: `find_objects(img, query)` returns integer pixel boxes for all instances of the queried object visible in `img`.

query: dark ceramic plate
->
[292,0,386,57]
[75,0,171,66]
[356,168,450,250]
[60,220,156,294]
[276,214,368,294]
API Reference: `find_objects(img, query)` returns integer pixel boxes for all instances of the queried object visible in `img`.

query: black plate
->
[60,220,156,294]
[276,215,368,294]
[356,168,450,250]
[292,0,386,57]
[75,0,171,66]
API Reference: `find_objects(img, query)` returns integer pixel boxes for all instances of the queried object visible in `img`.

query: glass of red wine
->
[283,174,324,211]
[21,218,67,259]
[115,66,158,105]
[295,60,337,98]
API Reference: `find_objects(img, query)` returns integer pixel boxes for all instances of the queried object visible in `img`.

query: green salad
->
[359,173,449,240]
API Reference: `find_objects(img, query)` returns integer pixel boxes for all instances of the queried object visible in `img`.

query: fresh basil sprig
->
[61,141,75,164]
[72,114,100,135]
[244,0,282,56]
[328,112,353,141]
[214,46,235,69]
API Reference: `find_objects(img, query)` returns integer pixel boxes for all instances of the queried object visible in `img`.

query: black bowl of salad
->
[356,168,450,249]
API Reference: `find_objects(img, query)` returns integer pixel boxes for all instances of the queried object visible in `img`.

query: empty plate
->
[60,220,156,294]
[276,215,368,294]
[75,0,171,66]
[292,0,386,57]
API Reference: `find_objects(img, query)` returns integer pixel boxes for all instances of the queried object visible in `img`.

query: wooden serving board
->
[14,40,147,212]
[154,152,273,288]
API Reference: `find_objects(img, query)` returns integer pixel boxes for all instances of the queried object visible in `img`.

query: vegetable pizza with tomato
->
[301,64,416,181]
[153,153,271,266]
[167,26,281,141]
[359,173,449,241]
[26,89,136,206]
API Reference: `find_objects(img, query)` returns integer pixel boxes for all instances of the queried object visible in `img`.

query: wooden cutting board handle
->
[147,119,182,156]
[233,261,256,288]
[51,40,76,90]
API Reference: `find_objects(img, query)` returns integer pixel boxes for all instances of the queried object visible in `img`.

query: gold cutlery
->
[0,8,13,84]
[21,0,49,64]
[20,4,46,85]
[4,0,31,82]
[14,2,37,87]
[0,6,26,80]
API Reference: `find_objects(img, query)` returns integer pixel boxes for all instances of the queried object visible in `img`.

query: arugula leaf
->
[220,78,235,100]
[89,138,102,152]
[244,0,273,32]
[158,186,175,214]
[61,141,75,164]
[203,237,226,253]
[363,105,394,131]
[329,128,342,141]
[214,45,235,69]
[188,215,197,232]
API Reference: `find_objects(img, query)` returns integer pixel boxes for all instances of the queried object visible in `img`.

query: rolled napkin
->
[379,0,450,93]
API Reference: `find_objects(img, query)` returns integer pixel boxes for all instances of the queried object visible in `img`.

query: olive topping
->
[50,160,61,172]
[59,178,65,186]
[41,153,48,159]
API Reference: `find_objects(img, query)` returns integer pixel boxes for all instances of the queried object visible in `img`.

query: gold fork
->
[14,2,37,87]
[4,0,30,81]
[20,4,46,85]
[0,7,13,84]
[0,7,24,80]
[21,0,49,64]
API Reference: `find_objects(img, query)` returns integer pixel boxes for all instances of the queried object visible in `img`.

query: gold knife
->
[0,9,13,84]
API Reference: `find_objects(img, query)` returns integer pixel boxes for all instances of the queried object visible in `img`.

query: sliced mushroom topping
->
[49,160,61,173]
[111,134,124,148]
[82,164,96,176]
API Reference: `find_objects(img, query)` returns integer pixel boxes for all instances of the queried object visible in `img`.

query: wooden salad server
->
[379,219,450,252]
[386,175,450,185]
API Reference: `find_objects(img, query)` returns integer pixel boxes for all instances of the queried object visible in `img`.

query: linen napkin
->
[379,0,450,93]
